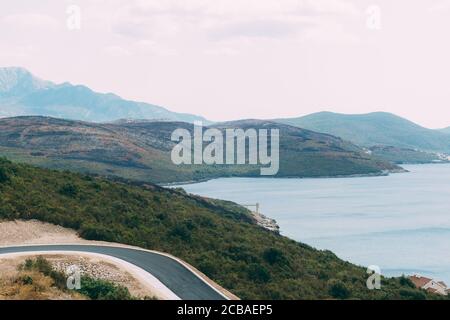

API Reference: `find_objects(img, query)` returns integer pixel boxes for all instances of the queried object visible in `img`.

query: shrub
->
[247,264,271,283]
[197,260,217,278]
[263,248,286,265]
[18,275,34,285]
[19,257,135,300]
[77,277,133,300]
[59,183,79,197]
[170,224,192,241]
[22,258,34,271]
[399,289,427,300]
[80,224,116,241]
[399,276,415,288]
[0,166,9,183]
[34,256,53,274]
[328,279,351,299]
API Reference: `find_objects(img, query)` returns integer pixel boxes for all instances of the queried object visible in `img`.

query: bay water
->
[177,164,450,283]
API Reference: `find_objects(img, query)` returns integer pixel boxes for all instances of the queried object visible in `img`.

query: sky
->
[1,0,450,128]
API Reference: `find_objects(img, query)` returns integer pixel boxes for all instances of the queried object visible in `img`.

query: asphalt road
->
[0,245,226,300]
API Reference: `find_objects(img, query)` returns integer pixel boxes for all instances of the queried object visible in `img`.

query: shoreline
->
[173,163,450,288]
[162,168,409,187]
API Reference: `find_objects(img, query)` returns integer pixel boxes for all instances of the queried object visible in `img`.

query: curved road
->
[0,245,226,300]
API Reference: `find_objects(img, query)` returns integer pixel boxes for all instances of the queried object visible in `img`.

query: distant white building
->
[363,148,373,155]
[409,275,448,296]
[435,152,450,162]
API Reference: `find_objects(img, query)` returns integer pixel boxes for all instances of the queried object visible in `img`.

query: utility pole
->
[241,203,260,214]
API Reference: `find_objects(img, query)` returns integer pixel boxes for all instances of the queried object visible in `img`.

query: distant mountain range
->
[276,112,450,154]
[0,116,400,184]
[1,67,448,166]
[0,67,208,123]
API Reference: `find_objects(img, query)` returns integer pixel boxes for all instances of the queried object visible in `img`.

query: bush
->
[22,258,34,271]
[197,260,217,278]
[263,248,286,265]
[18,275,34,285]
[77,277,133,300]
[0,166,9,183]
[34,256,53,274]
[59,183,79,197]
[19,257,134,300]
[399,289,427,300]
[399,276,415,288]
[328,280,351,299]
[80,224,116,241]
[247,264,271,283]
[21,256,52,274]
[170,224,192,241]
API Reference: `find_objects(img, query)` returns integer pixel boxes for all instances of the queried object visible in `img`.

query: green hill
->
[276,112,450,153]
[0,158,439,300]
[0,116,400,184]
[368,146,446,164]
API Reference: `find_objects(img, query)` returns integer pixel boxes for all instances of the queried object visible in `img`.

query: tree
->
[248,264,271,283]
[263,248,286,265]
[399,276,415,288]
[170,224,192,241]
[328,279,351,299]
[399,289,427,300]
[0,166,9,183]
[59,183,78,197]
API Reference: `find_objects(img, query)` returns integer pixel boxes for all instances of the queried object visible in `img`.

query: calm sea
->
[176,164,450,283]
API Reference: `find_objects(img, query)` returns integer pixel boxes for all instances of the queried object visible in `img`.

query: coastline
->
[162,168,409,187]
[250,211,280,233]
[166,168,410,234]
[174,163,450,287]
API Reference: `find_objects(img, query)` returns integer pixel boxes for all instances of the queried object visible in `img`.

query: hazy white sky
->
[1,0,450,128]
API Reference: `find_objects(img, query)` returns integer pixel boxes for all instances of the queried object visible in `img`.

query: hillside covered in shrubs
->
[0,158,440,300]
